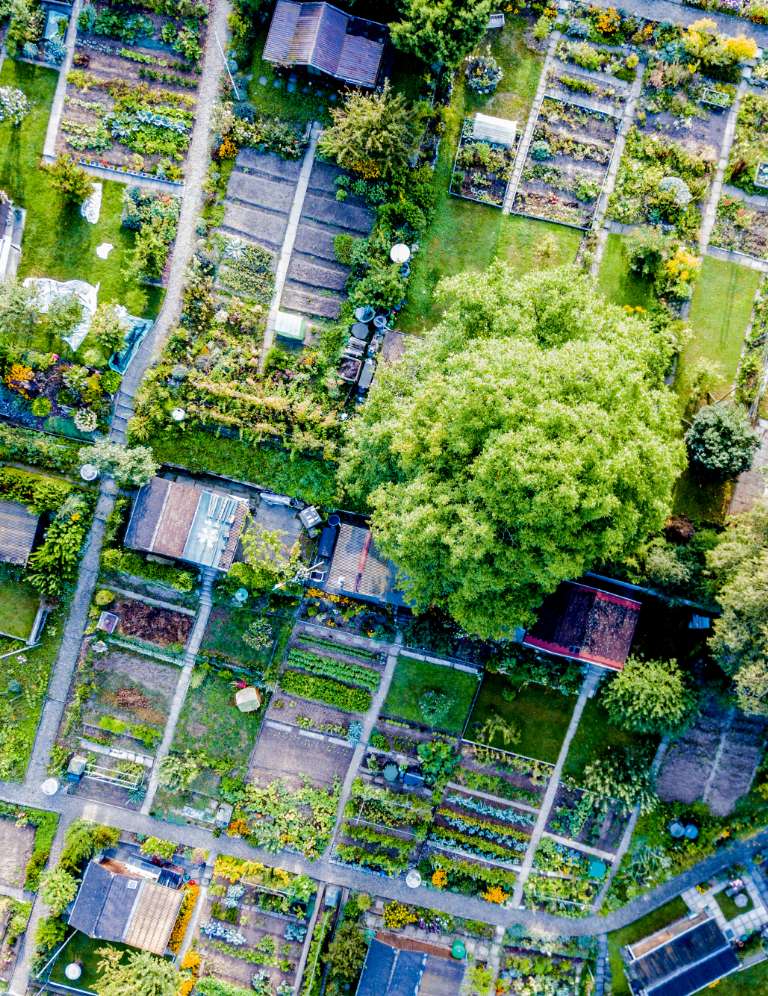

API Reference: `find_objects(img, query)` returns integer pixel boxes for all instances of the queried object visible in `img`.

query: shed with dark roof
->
[325,522,405,607]
[263,0,388,88]
[523,581,640,671]
[68,859,183,956]
[0,499,39,567]
[623,914,739,995]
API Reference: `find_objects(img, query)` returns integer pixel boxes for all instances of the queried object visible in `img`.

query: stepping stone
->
[258,75,267,86]
[273,79,282,89]
[288,73,298,83]
[287,81,296,93]
[301,85,310,93]
[329,92,337,102]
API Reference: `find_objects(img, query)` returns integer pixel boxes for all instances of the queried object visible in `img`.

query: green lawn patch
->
[248,27,331,125]
[0,576,39,640]
[563,696,655,781]
[672,470,730,528]
[201,605,286,670]
[678,257,760,402]
[709,959,768,994]
[398,19,553,334]
[467,672,576,764]
[48,932,134,993]
[173,663,264,778]
[598,234,655,308]
[145,429,340,506]
[716,887,754,921]
[607,897,690,996]
[0,60,161,318]
[382,656,480,734]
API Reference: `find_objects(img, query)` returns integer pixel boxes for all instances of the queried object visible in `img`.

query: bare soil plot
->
[112,596,192,648]
[249,722,353,786]
[656,699,767,815]
[711,186,768,260]
[0,820,34,889]
[220,149,301,252]
[267,691,353,736]
[282,160,374,321]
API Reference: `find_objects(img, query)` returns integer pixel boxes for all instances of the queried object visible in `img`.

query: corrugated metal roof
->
[263,0,386,87]
[124,880,184,955]
[327,523,403,605]
[0,499,38,566]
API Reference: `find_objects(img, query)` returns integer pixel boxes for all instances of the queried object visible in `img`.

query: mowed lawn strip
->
[382,656,479,734]
[0,577,39,640]
[679,256,760,401]
[467,672,576,764]
[0,60,161,316]
[563,697,655,781]
[597,233,656,309]
[607,897,690,996]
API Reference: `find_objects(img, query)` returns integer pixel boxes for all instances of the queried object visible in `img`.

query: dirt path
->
[110,0,232,443]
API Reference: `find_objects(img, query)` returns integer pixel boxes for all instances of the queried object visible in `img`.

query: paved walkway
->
[110,0,233,443]
[699,75,749,254]
[502,33,558,215]
[260,121,322,371]
[42,0,82,162]
[512,668,600,906]
[26,482,117,788]
[140,569,215,815]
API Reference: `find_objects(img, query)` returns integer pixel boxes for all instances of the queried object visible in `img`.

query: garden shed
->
[0,500,39,567]
[125,476,249,572]
[263,0,388,88]
[324,521,405,607]
[623,912,739,995]
[356,938,465,995]
[68,859,183,956]
[523,581,640,671]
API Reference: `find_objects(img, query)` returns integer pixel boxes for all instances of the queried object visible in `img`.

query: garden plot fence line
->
[707,243,768,272]
[398,649,482,675]
[461,739,557,772]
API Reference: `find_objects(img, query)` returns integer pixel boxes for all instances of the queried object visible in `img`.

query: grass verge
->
[0,577,39,639]
[607,897,690,996]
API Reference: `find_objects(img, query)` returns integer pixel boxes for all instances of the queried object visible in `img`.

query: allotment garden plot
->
[513,64,628,229]
[609,59,734,239]
[59,0,208,180]
[194,856,315,996]
[711,89,768,260]
[450,115,516,208]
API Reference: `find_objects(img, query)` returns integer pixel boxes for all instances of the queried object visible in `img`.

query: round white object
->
[95,242,113,259]
[390,243,411,264]
[40,778,59,796]
[405,870,422,889]
[171,407,187,422]
[65,963,82,981]
[79,463,99,482]
[735,893,749,908]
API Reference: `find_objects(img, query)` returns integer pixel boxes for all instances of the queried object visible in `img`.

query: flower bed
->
[554,39,637,83]
[284,648,381,692]
[512,96,619,229]
[459,741,552,802]
[711,191,768,259]
[58,1,206,179]
[450,122,515,208]
[419,848,517,901]
[500,942,591,993]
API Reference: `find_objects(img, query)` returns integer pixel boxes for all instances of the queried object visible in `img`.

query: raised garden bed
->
[450,120,515,207]
[711,191,768,259]
[546,782,628,852]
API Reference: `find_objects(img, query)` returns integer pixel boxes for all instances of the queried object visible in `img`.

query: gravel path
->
[110,0,232,443]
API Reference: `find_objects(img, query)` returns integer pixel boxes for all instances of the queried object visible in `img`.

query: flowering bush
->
[465,50,504,94]
[0,87,31,126]
[383,901,418,929]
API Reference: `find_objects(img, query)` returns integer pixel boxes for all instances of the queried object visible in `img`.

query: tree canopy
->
[708,501,768,713]
[391,0,493,68]
[341,265,685,638]
[602,656,696,734]
[685,402,758,479]
[96,946,178,996]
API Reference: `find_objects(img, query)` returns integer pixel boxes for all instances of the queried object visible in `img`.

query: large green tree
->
[602,656,696,734]
[708,502,768,713]
[391,0,493,68]
[96,947,178,996]
[341,265,685,638]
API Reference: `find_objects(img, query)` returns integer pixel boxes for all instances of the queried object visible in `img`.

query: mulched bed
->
[113,597,192,647]
[266,691,353,735]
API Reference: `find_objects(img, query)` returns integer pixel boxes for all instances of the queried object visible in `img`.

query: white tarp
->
[23,277,99,351]
[470,112,517,148]
[81,182,102,224]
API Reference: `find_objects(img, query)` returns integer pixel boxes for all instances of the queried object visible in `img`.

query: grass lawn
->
[709,959,768,994]
[467,673,576,764]
[173,664,264,777]
[0,61,161,319]
[201,605,285,669]
[598,234,655,308]
[607,897,690,996]
[672,470,731,527]
[564,696,656,781]
[248,26,331,125]
[716,887,754,921]
[382,656,480,734]
[678,257,760,403]
[399,20,564,333]
[145,429,340,506]
[0,576,39,640]
[49,932,134,992]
